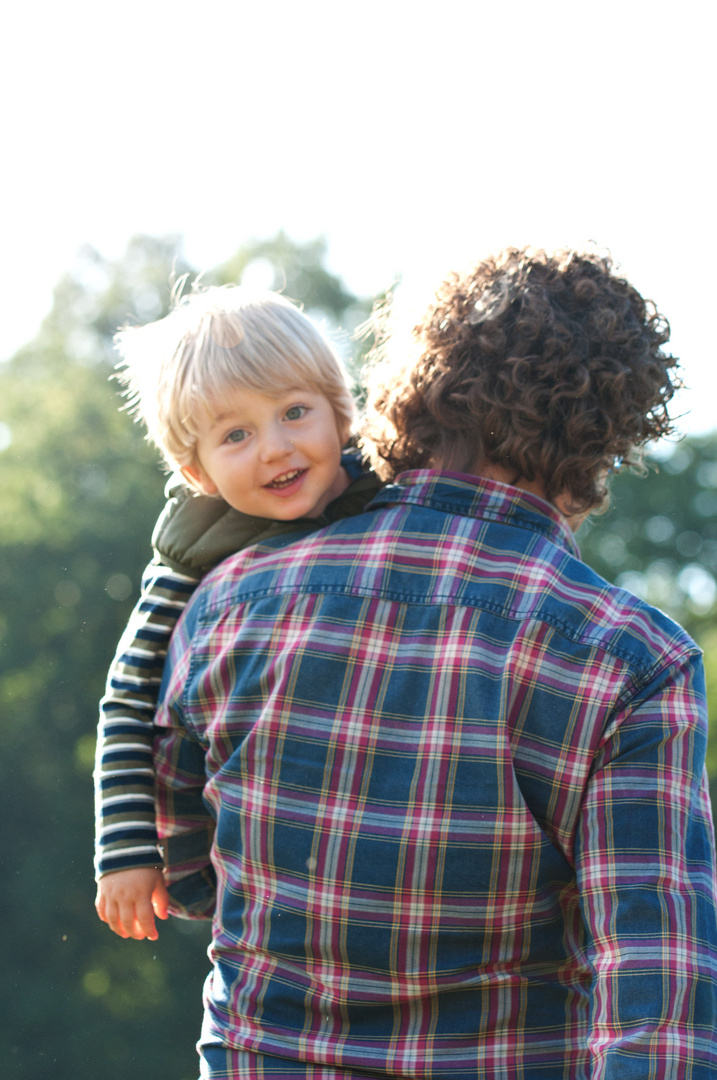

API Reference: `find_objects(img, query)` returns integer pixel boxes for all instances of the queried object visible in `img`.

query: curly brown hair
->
[362,247,682,514]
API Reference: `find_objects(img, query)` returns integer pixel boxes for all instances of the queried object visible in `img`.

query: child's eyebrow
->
[208,411,243,430]
[207,389,310,430]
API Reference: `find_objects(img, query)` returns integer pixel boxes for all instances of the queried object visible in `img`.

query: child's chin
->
[267,501,310,520]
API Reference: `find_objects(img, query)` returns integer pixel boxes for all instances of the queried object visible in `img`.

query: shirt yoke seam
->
[198,580,698,697]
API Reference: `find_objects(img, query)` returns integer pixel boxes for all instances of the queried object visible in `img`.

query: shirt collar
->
[369,469,581,558]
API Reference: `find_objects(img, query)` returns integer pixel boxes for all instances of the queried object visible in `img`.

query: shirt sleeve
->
[152,588,217,920]
[576,650,717,1077]
[93,559,199,879]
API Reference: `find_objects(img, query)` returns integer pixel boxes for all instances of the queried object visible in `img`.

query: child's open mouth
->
[265,468,307,491]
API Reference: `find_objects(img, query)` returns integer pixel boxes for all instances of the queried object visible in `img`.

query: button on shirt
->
[154,471,717,1078]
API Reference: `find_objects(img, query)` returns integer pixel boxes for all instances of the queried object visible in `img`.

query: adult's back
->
[156,470,715,1078]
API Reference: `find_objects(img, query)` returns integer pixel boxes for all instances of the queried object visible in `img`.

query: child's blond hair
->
[115,282,356,472]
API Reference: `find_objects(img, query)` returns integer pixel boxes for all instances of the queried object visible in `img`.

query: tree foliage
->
[1,232,716,1077]
[579,440,717,635]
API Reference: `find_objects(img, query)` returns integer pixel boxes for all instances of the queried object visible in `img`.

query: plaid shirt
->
[154,471,717,1078]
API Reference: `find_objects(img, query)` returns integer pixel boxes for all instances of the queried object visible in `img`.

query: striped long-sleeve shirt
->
[94,560,201,877]
[154,470,717,1078]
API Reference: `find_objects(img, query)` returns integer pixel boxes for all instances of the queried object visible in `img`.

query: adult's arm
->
[576,650,717,1077]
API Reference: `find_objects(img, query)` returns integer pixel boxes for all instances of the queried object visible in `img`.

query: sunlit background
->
[3,0,714,433]
[2,4,716,1079]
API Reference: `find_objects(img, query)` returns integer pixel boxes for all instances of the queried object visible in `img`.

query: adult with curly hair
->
[363,246,679,517]
[153,247,717,1079]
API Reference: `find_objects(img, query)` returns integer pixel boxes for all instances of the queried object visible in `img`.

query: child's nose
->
[259,425,293,462]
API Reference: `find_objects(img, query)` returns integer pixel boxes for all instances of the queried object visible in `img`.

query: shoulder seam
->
[198,580,698,678]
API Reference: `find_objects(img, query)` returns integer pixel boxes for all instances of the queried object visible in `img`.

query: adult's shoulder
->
[536,541,701,678]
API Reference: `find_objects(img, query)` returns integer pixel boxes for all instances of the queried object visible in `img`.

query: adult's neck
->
[453,459,589,533]
[472,460,548,502]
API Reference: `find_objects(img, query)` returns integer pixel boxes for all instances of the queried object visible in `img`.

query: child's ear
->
[180,462,219,496]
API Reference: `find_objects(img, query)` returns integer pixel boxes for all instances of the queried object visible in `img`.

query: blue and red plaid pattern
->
[154,471,717,1078]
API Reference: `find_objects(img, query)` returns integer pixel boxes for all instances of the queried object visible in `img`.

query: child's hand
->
[95,867,170,941]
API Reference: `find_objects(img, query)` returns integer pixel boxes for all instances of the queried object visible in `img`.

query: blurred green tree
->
[215,229,359,321]
[0,232,365,1080]
[579,437,717,636]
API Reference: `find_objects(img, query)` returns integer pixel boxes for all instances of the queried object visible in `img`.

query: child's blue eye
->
[226,429,248,444]
[285,405,306,421]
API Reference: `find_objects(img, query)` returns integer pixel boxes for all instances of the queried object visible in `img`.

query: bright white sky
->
[3,0,715,435]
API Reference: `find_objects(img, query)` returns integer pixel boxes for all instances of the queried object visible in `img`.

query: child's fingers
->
[131,895,159,941]
[104,897,130,938]
[152,877,171,921]
[95,888,107,924]
[99,889,148,940]
[95,868,165,939]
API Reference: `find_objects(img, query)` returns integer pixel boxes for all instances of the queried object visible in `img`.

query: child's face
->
[182,386,349,520]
